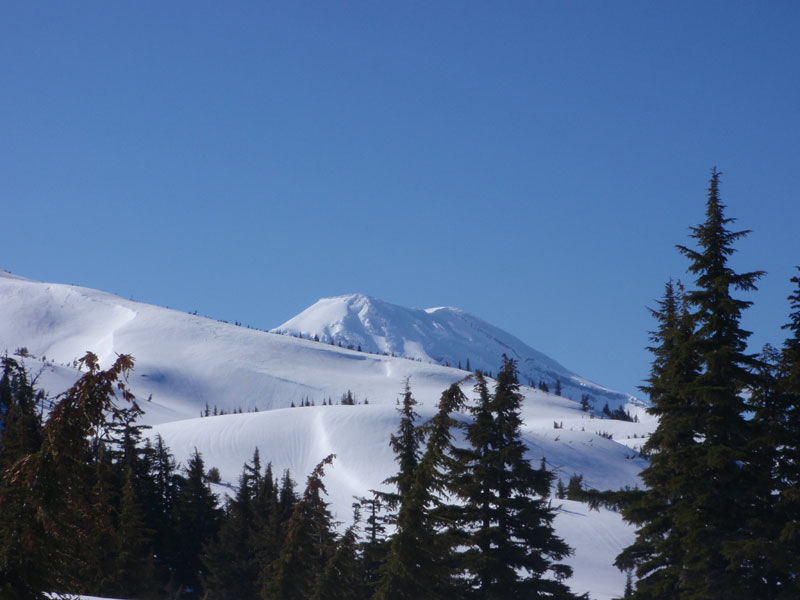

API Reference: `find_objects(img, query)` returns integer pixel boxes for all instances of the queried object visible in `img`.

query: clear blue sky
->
[2,1,799,399]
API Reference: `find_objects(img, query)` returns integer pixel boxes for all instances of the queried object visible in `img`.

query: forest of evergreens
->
[1,170,798,599]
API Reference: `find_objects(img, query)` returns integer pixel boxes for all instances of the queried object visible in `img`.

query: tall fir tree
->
[615,280,702,597]
[373,382,467,600]
[256,464,299,584]
[77,442,119,596]
[251,461,289,593]
[147,434,180,591]
[674,168,764,598]
[171,449,222,598]
[0,357,43,474]
[355,495,387,593]
[773,268,800,595]
[620,170,767,599]
[451,360,579,599]
[0,357,46,599]
[731,342,795,597]
[113,465,156,597]
[378,379,424,519]
[262,455,337,600]
[203,452,263,599]
[312,518,369,600]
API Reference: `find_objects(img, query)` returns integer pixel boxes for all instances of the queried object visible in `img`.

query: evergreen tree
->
[451,359,579,599]
[0,357,43,473]
[355,495,387,593]
[673,169,764,598]
[106,397,150,471]
[728,343,795,597]
[113,466,155,597]
[262,455,337,600]
[0,355,46,595]
[203,452,263,599]
[0,352,135,599]
[556,479,567,500]
[377,380,424,520]
[203,449,284,600]
[368,380,424,600]
[276,468,298,524]
[619,170,766,599]
[252,464,296,596]
[251,461,285,575]
[373,382,468,600]
[616,280,702,598]
[776,267,800,592]
[78,443,119,596]
[104,394,156,589]
[566,474,585,501]
[734,268,800,597]
[147,434,180,590]
[312,518,369,600]
[171,449,222,598]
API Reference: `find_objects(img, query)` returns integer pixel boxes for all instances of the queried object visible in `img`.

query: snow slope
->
[1,270,654,599]
[273,293,642,414]
[148,403,644,599]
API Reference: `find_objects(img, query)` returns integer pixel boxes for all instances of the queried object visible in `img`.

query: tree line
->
[0,349,584,599]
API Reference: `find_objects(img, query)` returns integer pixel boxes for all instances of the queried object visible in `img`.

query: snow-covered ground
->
[1,270,656,599]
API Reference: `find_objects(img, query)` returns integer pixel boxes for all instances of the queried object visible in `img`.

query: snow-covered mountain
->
[273,293,639,412]
[0,270,654,599]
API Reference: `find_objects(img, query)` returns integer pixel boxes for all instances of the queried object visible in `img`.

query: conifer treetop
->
[677,169,765,342]
[783,267,800,353]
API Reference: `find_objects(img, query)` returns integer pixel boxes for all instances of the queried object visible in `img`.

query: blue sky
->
[2,1,799,398]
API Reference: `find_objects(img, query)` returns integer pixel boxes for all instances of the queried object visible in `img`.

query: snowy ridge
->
[273,293,642,412]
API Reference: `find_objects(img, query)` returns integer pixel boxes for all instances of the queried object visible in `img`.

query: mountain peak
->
[331,292,377,304]
[424,305,463,315]
[272,294,638,409]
